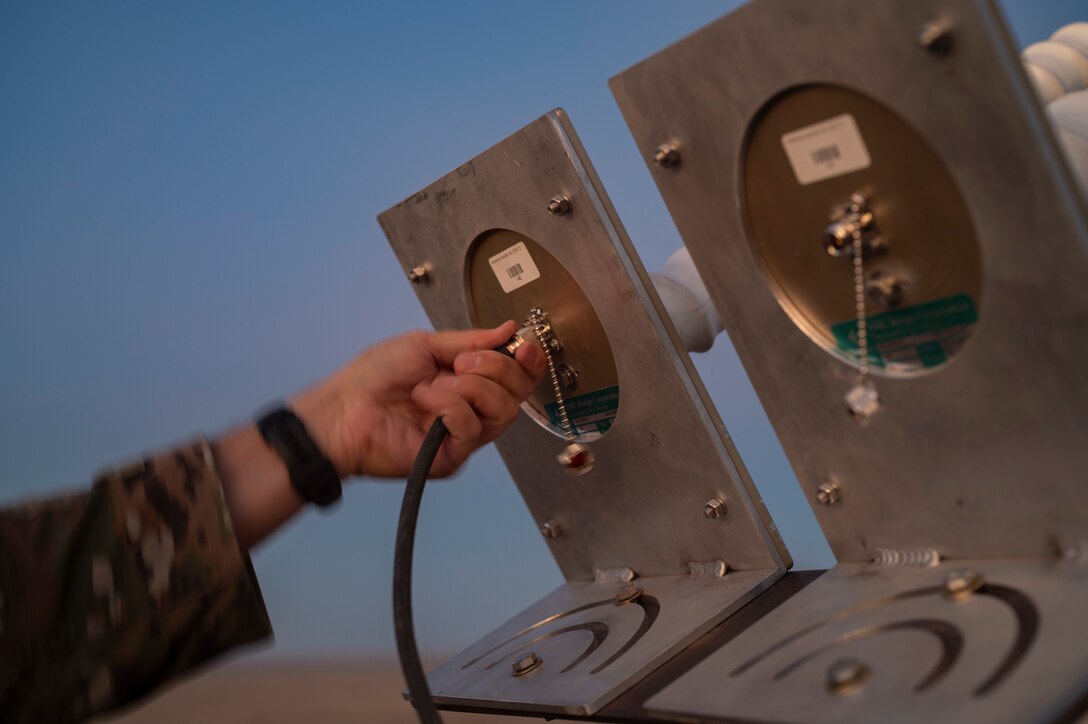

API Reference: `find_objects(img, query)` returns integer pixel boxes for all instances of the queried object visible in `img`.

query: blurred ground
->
[100,658,529,724]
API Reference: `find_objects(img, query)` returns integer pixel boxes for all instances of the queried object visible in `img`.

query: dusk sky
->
[1,1,1082,659]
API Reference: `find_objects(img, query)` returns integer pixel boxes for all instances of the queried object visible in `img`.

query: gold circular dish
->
[466,229,619,439]
[742,84,982,376]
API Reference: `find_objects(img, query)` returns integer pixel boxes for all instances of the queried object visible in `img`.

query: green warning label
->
[831,294,977,371]
[544,385,620,438]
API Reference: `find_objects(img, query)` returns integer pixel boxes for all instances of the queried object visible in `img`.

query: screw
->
[615,583,643,606]
[704,497,727,519]
[944,569,984,600]
[918,20,953,54]
[826,658,871,695]
[511,652,543,677]
[546,194,572,217]
[556,363,578,390]
[653,143,681,168]
[816,482,842,506]
[407,266,428,284]
[540,519,561,539]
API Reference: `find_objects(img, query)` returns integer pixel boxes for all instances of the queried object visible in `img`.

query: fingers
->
[433,374,520,442]
[425,321,520,367]
[452,346,544,402]
[411,384,483,471]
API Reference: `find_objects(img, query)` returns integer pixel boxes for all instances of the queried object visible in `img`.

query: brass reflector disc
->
[742,84,982,376]
[467,229,619,439]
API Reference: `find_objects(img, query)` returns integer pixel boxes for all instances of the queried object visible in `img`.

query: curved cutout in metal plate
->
[646,560,1088,724]
[611,0,1088,563]
[378,110,788,714]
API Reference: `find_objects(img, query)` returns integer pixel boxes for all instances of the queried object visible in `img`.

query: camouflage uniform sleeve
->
[0,438,273,723]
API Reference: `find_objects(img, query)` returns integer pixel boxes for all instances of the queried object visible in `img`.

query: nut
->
[816,482,842,506]
[653,143,681,168]
[407,266,428,284]
[511,652,542,677]
[944,569,985,600]
[918,20,953,54]
[615,583,643,606]
[826,658,871,694]
[546,194,572,216]
[540,519,561,539]
[704,498,727,519]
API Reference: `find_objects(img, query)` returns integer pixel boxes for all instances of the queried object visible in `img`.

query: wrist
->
[289,384,351,479]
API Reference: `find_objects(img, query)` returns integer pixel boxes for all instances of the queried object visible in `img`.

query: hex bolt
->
[615,583,643,606]
[407,265,429,284]
[816,481,842,506]
[944,569,985,600]
[653,143,681,168]
[546,194,572,217]
[556,363,579,390]
[704,497,727,519]
[511,652,543,677]
[540,519,561,539]
[918,20,953,54]
[826,658,871,695]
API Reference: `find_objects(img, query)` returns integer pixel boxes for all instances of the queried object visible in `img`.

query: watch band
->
[256,407,343,507]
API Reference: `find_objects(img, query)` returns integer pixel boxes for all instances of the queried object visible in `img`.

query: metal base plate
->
[427,569,781,716]
[646,559,1088,724]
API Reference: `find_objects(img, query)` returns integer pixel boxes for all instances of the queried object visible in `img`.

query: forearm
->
[0,441,272,722]
[212,423,305,551]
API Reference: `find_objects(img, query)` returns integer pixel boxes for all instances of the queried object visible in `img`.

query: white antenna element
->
[650,246,723,353]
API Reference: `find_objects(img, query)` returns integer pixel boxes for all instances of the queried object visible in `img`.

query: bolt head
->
[407,266,429,284]
[704,497,727,519]
[540,519,561,539]
[557,442,594,476]
[546,194,572,217]
[944,569,984,600]
[615,583,643,606]
[653,143,681,168]
[511,652,543,677]
[816,482,842,506]
[826,658,871,694]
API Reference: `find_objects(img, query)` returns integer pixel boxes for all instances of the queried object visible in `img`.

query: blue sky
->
[1,1,1081,658]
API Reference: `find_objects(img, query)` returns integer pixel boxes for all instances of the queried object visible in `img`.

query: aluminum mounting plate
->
[428,569,778,716]
[645,559,1088,723]
[378,110,788,714]
[610,0,1088,563]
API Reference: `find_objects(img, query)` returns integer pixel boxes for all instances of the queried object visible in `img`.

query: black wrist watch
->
[256,407,343,508]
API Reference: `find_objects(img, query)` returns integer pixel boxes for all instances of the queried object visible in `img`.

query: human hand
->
[291,321,546,479]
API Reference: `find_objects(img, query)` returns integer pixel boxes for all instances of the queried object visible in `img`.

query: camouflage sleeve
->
[0,439,273,723]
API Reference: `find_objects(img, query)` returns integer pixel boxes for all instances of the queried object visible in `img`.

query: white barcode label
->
[781,113,871,186]
[489,241,541,293]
